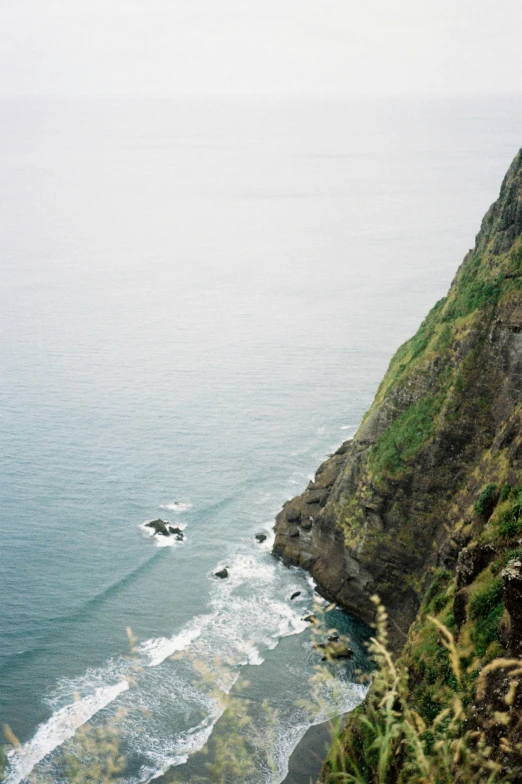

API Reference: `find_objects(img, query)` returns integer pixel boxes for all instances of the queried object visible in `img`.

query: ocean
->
[1,95,521,783]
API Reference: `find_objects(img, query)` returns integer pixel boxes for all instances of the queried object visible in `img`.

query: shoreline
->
[281,715,347,784]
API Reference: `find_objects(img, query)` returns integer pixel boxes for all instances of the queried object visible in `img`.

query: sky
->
[0,0,521,97]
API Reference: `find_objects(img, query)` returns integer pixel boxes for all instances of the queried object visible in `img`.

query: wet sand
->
[282,716,346,784]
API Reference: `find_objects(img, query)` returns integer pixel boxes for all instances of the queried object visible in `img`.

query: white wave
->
[153,534,186,548]
[5,680,129,784]
[271,680,368,784]
[12,543,361,784]
[316,426,326,435]
[160,502,192,513]
[238,641,264,666]
[254,525,275,552]
[340,424,357,430]
[140,615,214,668]
[139,699,225,783]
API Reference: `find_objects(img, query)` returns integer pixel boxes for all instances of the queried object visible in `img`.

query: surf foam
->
[160,502,192,513]
[5,680,129,784]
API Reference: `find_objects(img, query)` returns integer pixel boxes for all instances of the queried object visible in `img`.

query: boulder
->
[300,518,313,531]
[288,526,300,538]
[255,533,267,543]
[215,568,229,579]
[306,490,328,507]
[290,591,301,600]
[168,525,183,536]
[303,614,317,623]
[286,507,301,523]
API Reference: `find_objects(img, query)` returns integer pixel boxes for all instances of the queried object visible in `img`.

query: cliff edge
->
[274,149,522,651]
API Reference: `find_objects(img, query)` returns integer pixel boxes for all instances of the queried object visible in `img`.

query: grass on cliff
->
[363,235,522,483]
[322,597,522,784]
[369,396,439,477]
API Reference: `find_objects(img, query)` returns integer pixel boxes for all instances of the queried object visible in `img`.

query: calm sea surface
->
[1,96,521,782]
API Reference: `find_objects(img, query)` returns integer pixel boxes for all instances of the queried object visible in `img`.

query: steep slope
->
[273,149,522,651]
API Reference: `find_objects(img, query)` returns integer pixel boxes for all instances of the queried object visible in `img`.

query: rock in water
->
[290,591,301,600]
[321,640,353,661]
[215,568,229,579]
[145,519,171,536]
[255,533,267,543]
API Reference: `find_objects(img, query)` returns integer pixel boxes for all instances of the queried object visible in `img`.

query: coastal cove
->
[2,96,522,783]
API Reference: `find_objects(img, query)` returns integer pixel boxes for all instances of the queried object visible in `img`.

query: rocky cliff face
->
[274,149,522,652]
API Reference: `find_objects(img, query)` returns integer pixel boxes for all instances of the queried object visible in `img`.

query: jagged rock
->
[300,517,313,531]
[168,525,183,536]
[215,568,229,579]
[456,543,496,588]
[290,591,301,600]
[288,526,300,537]
[303,614,317,623]
[145,519,171,536]
[255,533,267,543]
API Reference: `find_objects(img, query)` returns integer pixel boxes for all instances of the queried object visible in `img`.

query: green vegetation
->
[370,397,439,476]
[468,575,505,655]
[322,599,522,784]
[474,483,499,518]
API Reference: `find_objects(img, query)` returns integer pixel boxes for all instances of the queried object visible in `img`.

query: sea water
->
[1,95,521,782]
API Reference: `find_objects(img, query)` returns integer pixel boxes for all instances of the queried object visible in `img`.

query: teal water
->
[1,96,521,782]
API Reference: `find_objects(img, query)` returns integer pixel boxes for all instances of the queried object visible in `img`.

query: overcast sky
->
[1,0,521,97]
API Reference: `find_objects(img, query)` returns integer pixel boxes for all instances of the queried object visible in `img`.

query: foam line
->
[5,680,129,784]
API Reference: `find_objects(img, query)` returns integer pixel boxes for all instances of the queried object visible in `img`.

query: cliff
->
[274,148,522,650]
[274,149,522,782]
